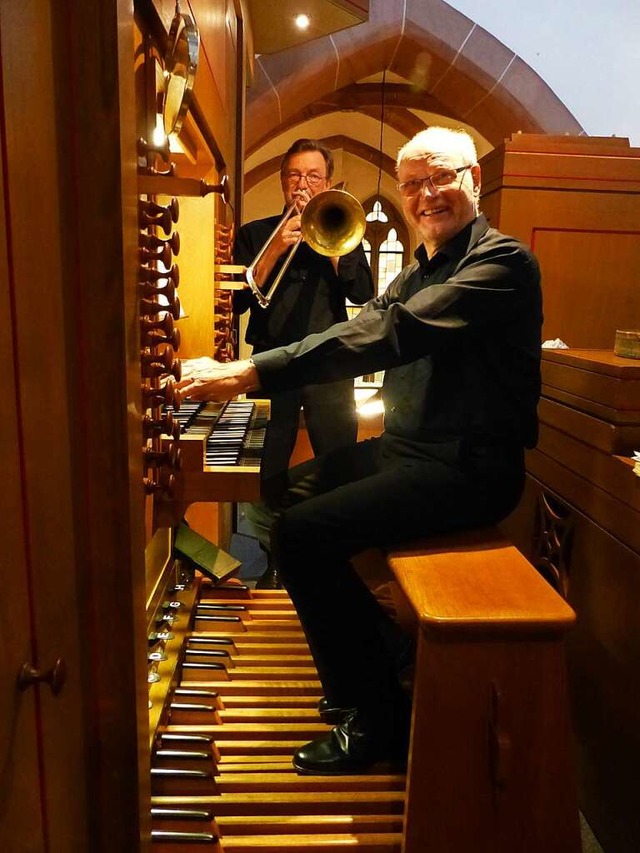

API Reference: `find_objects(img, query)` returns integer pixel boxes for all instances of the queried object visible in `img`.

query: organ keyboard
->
[155,398,270,527]
[148,581,407,852]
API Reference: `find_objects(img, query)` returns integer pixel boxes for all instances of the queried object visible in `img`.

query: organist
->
[177,127,543,775]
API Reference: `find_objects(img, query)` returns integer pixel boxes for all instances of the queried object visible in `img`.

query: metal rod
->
[245,200,301,308]
[251,234,302,308]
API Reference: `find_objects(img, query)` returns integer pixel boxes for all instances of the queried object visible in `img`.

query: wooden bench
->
[385,527,581,853]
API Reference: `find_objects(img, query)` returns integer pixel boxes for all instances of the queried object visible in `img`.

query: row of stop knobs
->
[213,221,236,362]
[139,196,183,495]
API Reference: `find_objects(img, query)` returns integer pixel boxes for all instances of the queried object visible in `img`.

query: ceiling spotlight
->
[294,13,311,31]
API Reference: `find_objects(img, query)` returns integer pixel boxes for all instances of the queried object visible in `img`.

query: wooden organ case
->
[483,135,640,853]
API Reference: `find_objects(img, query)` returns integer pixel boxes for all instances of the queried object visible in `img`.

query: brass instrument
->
[246,188,366,308]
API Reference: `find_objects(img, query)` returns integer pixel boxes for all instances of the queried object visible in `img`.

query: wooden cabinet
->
[502,350,640,853]
[481,134,640,350]
[1,2,150,849]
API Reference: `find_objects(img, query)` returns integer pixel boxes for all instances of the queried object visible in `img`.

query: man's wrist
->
[244,357,261,393]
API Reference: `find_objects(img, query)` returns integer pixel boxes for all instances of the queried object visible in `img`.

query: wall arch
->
[245,134,398,192]
[245,0,584,159]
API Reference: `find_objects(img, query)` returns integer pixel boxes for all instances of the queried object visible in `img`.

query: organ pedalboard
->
[146,580,407,852]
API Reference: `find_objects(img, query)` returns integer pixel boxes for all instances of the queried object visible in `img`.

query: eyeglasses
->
[397,165,471,197]
[282,170,326,188]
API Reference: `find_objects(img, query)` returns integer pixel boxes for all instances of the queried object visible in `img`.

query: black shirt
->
[233,213,374,351]
[252,215,542,449]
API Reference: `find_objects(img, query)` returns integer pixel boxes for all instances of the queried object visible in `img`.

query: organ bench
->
[387,527,581,853]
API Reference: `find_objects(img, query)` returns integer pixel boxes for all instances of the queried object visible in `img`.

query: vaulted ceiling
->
[243,0,584,193]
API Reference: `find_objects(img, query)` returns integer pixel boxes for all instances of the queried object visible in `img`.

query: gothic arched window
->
[348,196,411,387]
[363,196,410,297]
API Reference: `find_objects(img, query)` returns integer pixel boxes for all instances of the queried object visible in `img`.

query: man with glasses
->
[233,138,374,588]
[182,127,542,773]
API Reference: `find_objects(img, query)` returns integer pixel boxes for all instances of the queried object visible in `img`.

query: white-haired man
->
[178,127,543,775]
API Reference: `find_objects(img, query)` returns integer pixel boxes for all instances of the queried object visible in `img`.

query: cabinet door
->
[0,3,89,846]
[0,3,138,849]
[0,135,47,853]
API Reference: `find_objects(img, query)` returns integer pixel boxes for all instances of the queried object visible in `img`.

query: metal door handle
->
[17,658,67,695]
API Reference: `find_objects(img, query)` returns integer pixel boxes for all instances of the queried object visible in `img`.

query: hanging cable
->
[375,68,388,204]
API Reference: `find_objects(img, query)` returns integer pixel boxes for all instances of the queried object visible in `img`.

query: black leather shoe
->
[318,697,353,725]
[293,709,409,775]
[254,562,282,589]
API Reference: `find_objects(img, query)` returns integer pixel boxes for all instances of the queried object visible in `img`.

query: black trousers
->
[257,380,358,482]
[264,435,526,718]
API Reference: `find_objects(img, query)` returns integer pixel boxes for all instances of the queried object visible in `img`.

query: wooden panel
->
[542,362,640,410]
[156,193,217,358]
[190,0,240,177]
[507,476,640,853]
[53,0,151,843]
[533,229,640,349]
[526,439,640,554]
[481,134,640,190]
[2,1,150,849]
[186,501,233,553]
[404,634,579,853]
[480,135,640,351]
[0,18,45,844]
[1,1,90,847]
[565,518,640,853]
[541,384,640,425]
[543,347,640,374]
[537,397,640,455]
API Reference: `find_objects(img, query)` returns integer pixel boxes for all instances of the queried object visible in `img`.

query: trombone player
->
[233,139,374,588]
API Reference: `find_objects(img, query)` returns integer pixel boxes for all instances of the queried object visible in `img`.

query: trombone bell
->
[245,187,367,309]
[301,189,366,257]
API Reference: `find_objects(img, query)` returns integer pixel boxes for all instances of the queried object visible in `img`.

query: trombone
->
[245,188,367,309]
